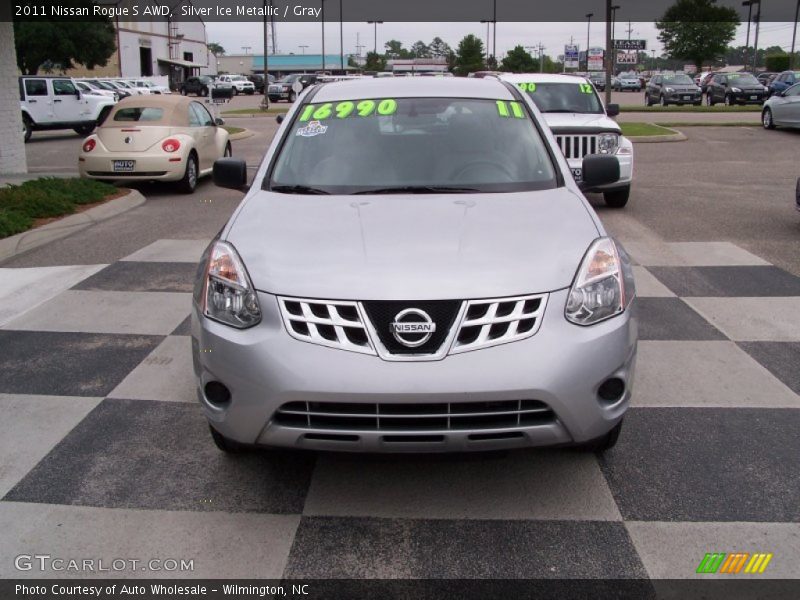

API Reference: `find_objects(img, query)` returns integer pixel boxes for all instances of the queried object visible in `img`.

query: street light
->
[751,0,762,72]
[585,13,593,70]
[260,0,271,110]
[321,0,326,71]
[611,4,620,42]
[339,0,344,72]
[792,0,800,69]
[481,20,491,65]
[367,20,383,55]
[299,45,308,54]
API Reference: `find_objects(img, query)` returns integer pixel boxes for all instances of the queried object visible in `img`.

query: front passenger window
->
[53,79,77,95]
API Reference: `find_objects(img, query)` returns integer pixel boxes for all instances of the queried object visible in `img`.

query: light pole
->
[492,0,497,66]
[585,13,593,70]
[299,45,308,54]
[742,1,753,70]
[339,0,344,72]
[367,20,382,55]
[481,20,491,65]
[611,4,620,42]
[260,0,270,110]
[321,0,326,71]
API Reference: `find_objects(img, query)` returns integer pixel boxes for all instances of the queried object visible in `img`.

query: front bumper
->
[730,91,767,104]
[665,91,702,104]
[192,288,638,453]
[79,153,184,182]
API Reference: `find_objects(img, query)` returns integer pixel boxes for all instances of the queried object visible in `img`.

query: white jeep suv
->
[20,77,116,143]
[499,73,634,208]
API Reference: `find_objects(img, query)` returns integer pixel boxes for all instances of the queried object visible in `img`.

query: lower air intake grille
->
[274,400,555,431]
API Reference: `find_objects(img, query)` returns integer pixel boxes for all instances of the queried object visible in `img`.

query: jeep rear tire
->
[73,124,95,136]
[22,115,32,143]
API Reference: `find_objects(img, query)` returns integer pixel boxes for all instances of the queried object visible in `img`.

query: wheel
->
[707,92,715,106]
[209,425,247,453]
[762,107,775,129]
[177,152,198,194]
[644,93,651,106]
[22,115,32,143]
[604,186,630,208]
[660,94,668,107]
[73,124,95,136]
[199,86,208,97]
[580,420,623,453]
[724,94,732,106]
[180,88,187,96]
[232,87,239,95]
[223,142,232,158]
[288,90,297,103]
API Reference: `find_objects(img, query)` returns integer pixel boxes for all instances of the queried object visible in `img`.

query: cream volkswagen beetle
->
[79,95,231,193]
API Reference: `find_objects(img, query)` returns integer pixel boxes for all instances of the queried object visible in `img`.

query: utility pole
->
[539,43,545,73]
[339,0,344,72]
[481,20,491,65]
[492,0,497,66]
[792,0,799,69]
[752,0,761,72]
[367,20,382,55]
[299,45,308,54]
[626,21,633,40]
[260,0,270,110]
[743,1,753,69]
[605,0,613,105]
[321,0,325,71]
[586,13,593,71]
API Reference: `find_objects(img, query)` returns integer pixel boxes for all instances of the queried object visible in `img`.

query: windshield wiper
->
[270,184,330,195]
[352,185,481,195]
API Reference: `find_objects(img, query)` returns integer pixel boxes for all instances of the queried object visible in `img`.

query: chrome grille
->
[274,400,555,431]
[452,294,548,354]
[555,134,597,160]
[278,298,375,355]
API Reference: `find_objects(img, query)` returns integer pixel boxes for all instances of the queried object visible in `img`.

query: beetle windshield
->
[268,97,558,195]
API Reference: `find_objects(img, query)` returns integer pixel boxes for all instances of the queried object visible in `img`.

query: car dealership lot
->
[2,117,799,581]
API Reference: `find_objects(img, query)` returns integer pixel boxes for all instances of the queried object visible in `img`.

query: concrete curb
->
[629,128,687,143]
[228,129,254,141]
[222,112,288,119]
[0,189,145,262]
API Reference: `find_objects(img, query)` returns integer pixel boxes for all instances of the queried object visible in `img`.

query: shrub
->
[765,54,790,73]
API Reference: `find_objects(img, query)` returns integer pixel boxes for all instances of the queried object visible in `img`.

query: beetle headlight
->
[565,237,635,326]
[200,241,261,329]
[597,133,619,154]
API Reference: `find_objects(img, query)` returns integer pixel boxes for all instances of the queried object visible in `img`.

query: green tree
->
[454,34,485,76]
[500,45,537,72]
[14,11,116,75]
[655,0,739,72]
[364,51,387,72]
[410,41,431,58]
[384,40,411,59]
[207,42,226,57]
[429,37,452,59]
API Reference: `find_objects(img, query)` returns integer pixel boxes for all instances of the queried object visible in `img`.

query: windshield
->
[269,97,557,194]
[231,76,247,81]
[727,74,760,85]
[619,72,638,79]
[663,74,694,85]
[518,82,604,114]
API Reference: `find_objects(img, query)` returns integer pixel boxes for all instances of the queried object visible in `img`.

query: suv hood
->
[228,188,600,300]
[543,113,621,132]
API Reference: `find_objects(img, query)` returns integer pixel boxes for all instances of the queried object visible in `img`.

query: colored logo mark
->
[696,552,773,574]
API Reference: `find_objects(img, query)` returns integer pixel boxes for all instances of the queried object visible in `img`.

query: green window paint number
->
[496,100,526,119]
[517,82,537,92]
[579,83,594,94]
[298,99,398,122]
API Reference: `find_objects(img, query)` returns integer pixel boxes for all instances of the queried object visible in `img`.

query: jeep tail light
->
[162,138,181,153]
[82,138,96,153]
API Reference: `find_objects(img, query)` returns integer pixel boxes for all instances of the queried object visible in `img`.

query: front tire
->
[762,107,776,129]
[604,186,630,208]
[660,94,668,107]
[724,94,733,106]
[22,115,32,143]
[177,152,198,194]
[644,93,652,106]
[232,87,239,96]
[580,420,623,453]
[209,425,247,453]
[288,90,297,103]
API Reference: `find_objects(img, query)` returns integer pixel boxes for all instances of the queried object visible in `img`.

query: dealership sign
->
[588,47,604,71]
[616,51,638,64]
[564,44,580,68]
[613,39,647,50]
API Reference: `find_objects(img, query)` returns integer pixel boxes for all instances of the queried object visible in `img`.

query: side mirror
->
[581,154,620,188]
[213,158,248,190]
[606,103,620,117]
[276,114,284,124]
[75,89,81,98]
[215,117,225,126]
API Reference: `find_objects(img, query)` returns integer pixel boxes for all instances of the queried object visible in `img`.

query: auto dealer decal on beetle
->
[390,308,436,347]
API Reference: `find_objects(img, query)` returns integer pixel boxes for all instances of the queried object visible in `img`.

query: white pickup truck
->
[20,76,116,143]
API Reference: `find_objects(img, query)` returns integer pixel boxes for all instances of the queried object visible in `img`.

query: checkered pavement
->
[0,237,798,581]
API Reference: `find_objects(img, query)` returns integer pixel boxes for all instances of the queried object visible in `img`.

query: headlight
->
[597,133,619,154]
[665,87,675,92]
[565,237,635,326]
[200,241,261,329]
[731,87,742,93]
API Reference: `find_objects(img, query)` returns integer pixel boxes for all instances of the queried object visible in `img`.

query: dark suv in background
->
[180,76,216,96]
[247,74,274,94]
[706,72,767,105]
[267,73,318,103]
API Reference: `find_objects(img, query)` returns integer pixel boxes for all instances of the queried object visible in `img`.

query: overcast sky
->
[206,21,800,59]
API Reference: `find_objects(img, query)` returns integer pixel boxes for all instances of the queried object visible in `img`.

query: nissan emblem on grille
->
[390,308,436,347]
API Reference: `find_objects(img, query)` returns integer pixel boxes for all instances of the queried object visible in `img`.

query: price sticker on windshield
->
[496,100,526,119]
[298,99,398,122]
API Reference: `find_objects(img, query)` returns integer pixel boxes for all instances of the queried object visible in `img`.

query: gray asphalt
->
[5,110,799,277]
